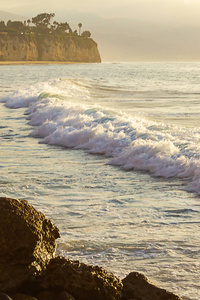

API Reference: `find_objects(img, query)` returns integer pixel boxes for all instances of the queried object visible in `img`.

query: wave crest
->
[1,78,200,194]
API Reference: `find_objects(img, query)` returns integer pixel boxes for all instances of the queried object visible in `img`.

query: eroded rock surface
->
[0,197,183,300]
[38,256,122,300]
[0,33,101,63]
[122,272,182,300]
[0,197,60,292]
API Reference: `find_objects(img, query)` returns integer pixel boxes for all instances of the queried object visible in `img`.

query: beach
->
[0,61,84,65]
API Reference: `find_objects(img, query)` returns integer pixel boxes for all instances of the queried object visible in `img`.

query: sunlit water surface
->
[0,63,200,300]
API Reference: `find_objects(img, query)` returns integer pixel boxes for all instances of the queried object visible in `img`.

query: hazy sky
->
[2,0,200,26]
[1,0,200,61]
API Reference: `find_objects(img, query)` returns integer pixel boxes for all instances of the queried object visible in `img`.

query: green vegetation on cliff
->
[0,13,91,38]
[0,13,101,62]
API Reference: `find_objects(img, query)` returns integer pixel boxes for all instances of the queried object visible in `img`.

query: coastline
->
[0,61,87,65]
[2,64,195,300]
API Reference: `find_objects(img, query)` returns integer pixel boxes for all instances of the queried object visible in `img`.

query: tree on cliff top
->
[81,31,91,38]
[4,20,24,33]
[53,21,72,34]
[0,13,93,38]
[0,21,5,31]
[32,13,55,33]
[78,23,82,36]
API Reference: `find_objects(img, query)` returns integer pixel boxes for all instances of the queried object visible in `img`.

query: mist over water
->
[0,63,200,300]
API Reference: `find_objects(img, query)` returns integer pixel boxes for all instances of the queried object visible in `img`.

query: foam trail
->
[1,78,200,194]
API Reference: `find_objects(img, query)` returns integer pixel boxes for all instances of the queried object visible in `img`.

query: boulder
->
[37,290,56,300]
[56,291,75,300]
[38,256,122,300]
[0,293,13,300]
[0,197,60,292]
[122,272,182,300]
[12,294,37,300]
[0,197,183,300]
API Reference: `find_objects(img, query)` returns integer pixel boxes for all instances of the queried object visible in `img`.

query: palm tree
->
[27,19,31,27]
[78,23,82,36]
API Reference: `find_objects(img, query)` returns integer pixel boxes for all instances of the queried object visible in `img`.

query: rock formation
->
[0,197,60,291]
[0,197,183,300]
[122,272,182,300]
[38,256,122,300]
[0,33,101,62]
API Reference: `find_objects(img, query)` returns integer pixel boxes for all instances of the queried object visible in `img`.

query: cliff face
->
[0,33,101,62]
[0,33,37,61]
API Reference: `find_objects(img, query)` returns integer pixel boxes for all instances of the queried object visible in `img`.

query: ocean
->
[0,62,200,300]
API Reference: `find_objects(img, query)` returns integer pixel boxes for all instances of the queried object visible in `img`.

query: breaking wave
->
[1,78,200,194]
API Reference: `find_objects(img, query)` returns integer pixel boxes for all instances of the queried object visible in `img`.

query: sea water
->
[0,62,200,300]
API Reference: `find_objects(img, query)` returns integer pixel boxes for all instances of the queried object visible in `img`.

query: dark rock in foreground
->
[0,197,183,300]
[38,256,122,300]
[0,292,13,300]
[12,294,37,300]
[0,197,60,292]
[56,291,75,300]
[122,272,182,300]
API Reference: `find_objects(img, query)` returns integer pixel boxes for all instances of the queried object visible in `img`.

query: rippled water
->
[0,62,200,300]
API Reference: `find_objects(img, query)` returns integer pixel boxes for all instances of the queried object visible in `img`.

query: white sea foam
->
[2,63,200,300]
[1,78,200,194]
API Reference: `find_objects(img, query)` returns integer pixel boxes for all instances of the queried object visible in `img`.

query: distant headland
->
[0,13,101,63]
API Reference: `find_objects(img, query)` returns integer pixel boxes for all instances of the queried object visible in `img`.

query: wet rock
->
[0,197,183,300]
[38,256,122,300]
[17,281,42,297]
[0,293,13,300]
[12,294,37,300]
[0,197,60,292]
[122,272,182,300]
[56,291,75,300]
[37,290,56,300]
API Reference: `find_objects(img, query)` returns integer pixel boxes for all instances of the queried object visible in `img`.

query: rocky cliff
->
[0,33,101,62]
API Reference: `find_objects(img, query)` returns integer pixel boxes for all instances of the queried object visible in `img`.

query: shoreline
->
[0,197,183,300]
[0,61,88,65]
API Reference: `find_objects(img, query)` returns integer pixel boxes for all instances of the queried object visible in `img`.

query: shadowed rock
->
[56,291,75,300]
[0,197,60,292]
[36,290,55,300]
[0,293,13,300]
[122,272,182,300]
[0,197,183,300]
[38,256,122,300]
[12,294,37,300]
